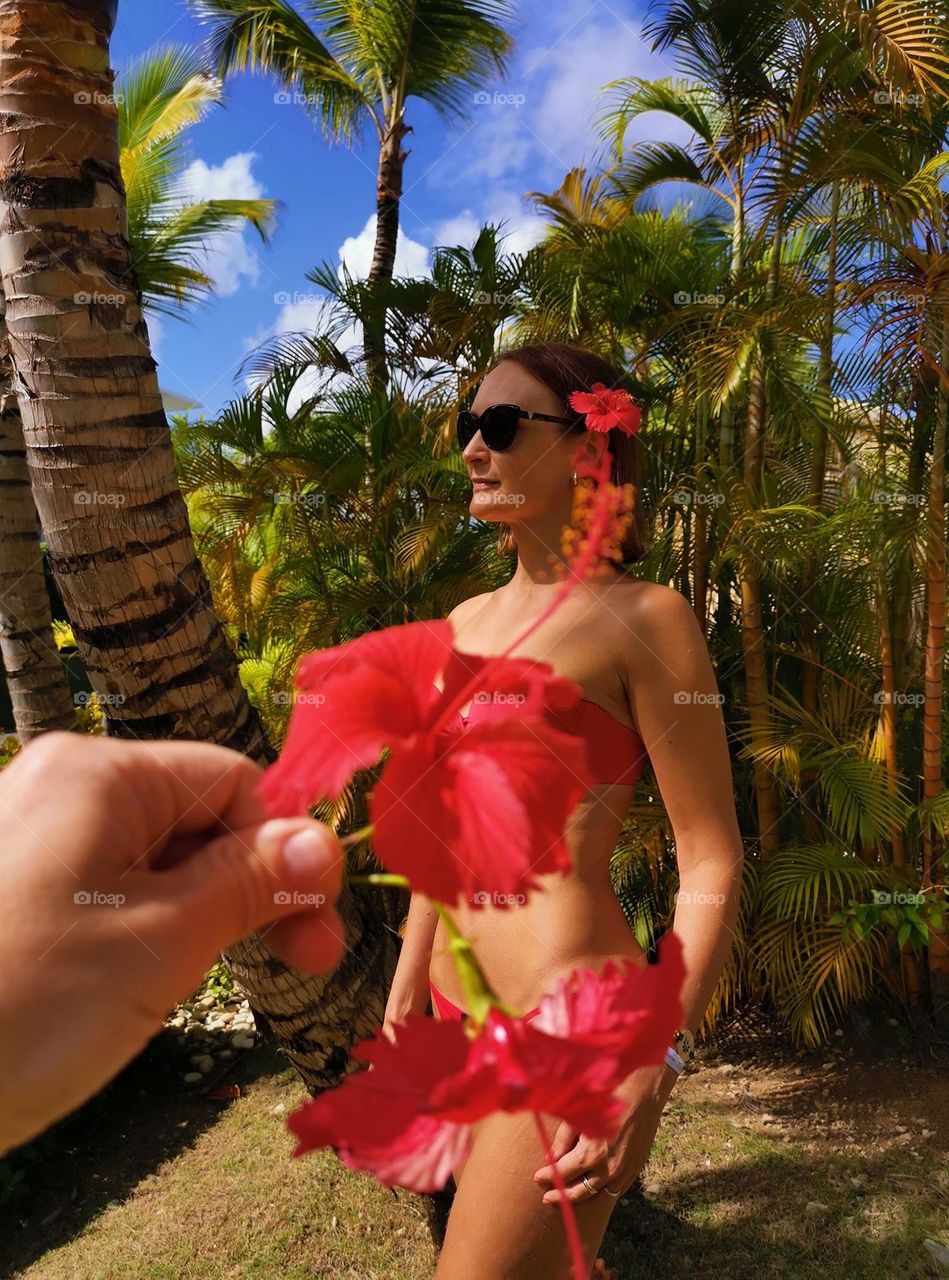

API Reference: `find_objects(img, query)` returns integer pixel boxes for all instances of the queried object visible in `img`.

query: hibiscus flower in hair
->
[568,381,641,436]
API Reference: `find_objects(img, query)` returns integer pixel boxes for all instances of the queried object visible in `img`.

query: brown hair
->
[484,341,649,564]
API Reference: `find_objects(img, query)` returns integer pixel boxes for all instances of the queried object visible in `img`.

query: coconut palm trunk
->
[0,0,396,1089]
[922,307,949,1022]
[740,220,784,854]
[0,287,76,738]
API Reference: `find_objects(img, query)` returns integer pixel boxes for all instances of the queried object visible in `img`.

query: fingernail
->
[282,827,330,878]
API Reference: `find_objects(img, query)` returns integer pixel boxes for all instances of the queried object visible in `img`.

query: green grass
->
[2,1027,946,1279]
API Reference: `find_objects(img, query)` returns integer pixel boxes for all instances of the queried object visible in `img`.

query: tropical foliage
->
[174,0,949,1046]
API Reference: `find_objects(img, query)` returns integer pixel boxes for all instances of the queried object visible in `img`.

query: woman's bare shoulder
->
[447,591,494,622]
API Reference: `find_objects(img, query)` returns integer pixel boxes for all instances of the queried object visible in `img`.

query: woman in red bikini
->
[382,342,744,1279]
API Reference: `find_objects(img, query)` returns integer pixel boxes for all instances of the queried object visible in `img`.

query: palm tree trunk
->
[363,115,412,391]
[0,0,396,1089]
[740,218,783,854]
[799,180,840,839]
[922,306,949,1023]
[0,286,76,738]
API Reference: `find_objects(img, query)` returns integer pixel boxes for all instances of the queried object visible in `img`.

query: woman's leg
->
[435,1109,618,1280]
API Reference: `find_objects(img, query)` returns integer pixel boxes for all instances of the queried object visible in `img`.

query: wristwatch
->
[664,1028,695,1076]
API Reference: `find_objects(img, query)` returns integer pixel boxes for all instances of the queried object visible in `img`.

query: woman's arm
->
[382,891,439,1039]
[623,584,745,1094]
[533,583,746,1202]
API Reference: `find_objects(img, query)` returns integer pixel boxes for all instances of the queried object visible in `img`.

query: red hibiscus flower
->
[530,931,686,1076]
[257,620,594,906]
[569,382,642,436]
[287,933,686,1193]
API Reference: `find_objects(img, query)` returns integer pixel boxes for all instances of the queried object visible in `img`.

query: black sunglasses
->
[456,403,583,453]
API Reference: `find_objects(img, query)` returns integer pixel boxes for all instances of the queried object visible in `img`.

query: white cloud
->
[179,152,269,296]
[430,0,691,189]
[338,213,431,280]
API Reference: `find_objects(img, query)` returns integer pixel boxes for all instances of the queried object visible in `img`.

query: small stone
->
[715,1063,737,1075]
[183,1072,203,1083]
[271,1103,286,1115]
[643,1182,661,1196]
[218,1049,234,1060]
[232,1034,256,1050]
[805,1201,829,1214]
[197,994,216,1009]
[887,1017,899,1027]
[834,1029,843,1037]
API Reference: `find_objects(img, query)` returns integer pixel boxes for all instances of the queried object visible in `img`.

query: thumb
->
[160,817,347,975]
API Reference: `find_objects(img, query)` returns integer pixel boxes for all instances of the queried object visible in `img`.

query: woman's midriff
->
[428,791,647,1014]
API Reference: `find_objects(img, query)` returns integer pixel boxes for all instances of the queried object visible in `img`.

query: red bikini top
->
[437,686,649,787]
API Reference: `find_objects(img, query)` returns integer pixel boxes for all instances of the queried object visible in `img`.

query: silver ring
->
[581,1173,599,1196]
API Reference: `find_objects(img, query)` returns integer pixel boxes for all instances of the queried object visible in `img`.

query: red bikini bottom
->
[430,980,541,1022]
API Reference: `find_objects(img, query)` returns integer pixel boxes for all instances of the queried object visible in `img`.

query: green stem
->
[349,872,411,889]
[431,903,522,1025]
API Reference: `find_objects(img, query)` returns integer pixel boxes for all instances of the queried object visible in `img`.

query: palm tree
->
[0,0,397,1090]
[0,287,76,739]
[0,42,276,742]
[189,0,514,388]
[119,43,276,310]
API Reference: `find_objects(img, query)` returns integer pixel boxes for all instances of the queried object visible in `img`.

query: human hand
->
[0,733,345,1155]
[532,1063,677,1204]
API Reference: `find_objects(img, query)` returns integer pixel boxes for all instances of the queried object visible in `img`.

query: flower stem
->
[532,1111,587,1280]
[340,824,375,849]
[432,903,522,1025]
[348,872,411,889]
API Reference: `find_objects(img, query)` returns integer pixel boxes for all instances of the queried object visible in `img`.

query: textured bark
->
[0,0,396,1088]
[0,285,75,737]
[363,118,411,390]
[923,313,949,1024]
[740,219,783,855]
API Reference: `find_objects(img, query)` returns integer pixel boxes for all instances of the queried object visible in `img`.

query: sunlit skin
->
[384,361,745,1280]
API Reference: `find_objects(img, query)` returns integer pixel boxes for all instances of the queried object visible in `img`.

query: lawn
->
[2,1008,946,1279]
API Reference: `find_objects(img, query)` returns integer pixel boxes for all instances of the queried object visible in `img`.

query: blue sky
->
[111,0,689,418]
